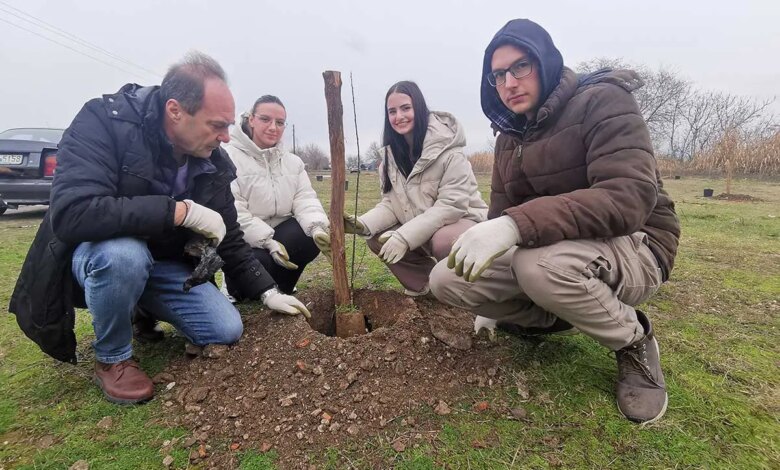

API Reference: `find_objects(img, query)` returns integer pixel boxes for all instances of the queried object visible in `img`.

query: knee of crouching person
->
[429,261,457,306]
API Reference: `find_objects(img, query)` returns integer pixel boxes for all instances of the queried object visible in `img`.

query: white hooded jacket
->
[360,111,488,250]
[223,124,329,248]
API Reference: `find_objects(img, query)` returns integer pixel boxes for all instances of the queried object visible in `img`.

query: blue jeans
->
[72,237,243,363]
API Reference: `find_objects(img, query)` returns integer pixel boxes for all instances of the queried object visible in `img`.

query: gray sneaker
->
[616,310,667,423]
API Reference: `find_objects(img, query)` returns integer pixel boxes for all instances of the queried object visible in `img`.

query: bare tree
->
[577,57,776,161]
[364,141,383,169]
[296,143,330,170]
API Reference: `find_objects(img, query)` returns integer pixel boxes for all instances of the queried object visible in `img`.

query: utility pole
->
[292,124,296,154]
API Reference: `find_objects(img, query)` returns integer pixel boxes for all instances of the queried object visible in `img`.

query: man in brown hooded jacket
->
[430,19,680,424]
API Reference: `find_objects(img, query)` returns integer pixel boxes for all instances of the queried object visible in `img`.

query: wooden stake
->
[323,70,365,337]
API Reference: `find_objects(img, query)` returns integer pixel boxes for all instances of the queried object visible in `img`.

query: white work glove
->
[261,287,311,319]
[474,315,497,342]
[180,200,226,246]
[448,216,521,282]
[311,227,332,262]
[262,239,299,270]
[343,212,369,236]
[377,231,409,264]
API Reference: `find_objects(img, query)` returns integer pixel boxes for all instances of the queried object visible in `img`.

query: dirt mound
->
[712,193,763,202]
[158,290,513,469]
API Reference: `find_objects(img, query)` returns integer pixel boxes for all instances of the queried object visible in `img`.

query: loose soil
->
[712,193,763,202]
[158,290,515,469]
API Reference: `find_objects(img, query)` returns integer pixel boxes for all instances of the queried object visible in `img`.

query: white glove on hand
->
[448,216,521,282]
[377,231,409,264]
[474,315,497,342]
[343,213,369,236]
[263,239,299,270]
[312,227,332,262]
[180,200,226,246]
[262,287,311,319]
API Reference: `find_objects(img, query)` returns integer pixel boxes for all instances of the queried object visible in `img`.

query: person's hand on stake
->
[343,213,369,236]
[312,227,332,262]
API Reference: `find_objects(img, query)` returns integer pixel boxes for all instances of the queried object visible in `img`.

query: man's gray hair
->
[160,51,227,115]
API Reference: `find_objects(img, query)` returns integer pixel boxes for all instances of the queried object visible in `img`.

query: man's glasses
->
[253,114,286,128]
[487,59,534,87]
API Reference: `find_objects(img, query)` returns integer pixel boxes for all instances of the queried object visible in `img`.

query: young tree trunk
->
[323,70,365,338]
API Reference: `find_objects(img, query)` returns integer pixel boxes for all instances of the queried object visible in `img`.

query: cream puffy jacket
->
[223,125,329,248]
[361,111,488,250]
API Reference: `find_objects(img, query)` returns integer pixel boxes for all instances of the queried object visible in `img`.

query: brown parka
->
[490,68,680,280]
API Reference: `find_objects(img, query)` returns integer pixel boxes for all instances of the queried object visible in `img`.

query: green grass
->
[1,175,778,469]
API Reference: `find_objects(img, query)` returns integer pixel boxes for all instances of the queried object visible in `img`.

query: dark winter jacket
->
[9,84,277,363]
[481,19,680,281]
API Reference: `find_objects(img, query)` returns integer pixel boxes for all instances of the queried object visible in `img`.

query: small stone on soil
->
[510,407,528,420]
[434,400,451,415]
[96,416,113,430]
[203,344,228,358]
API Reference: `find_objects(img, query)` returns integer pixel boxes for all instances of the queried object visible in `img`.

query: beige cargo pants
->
[429,232,663,350]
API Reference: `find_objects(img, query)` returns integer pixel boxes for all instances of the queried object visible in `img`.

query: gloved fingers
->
[273,296,312,319]
[276,241,291,259]
[462,259,476,282]
[293,301,312,319]
[274,303,300,315]
[378,240,391,260]
[313,232,331,248]
[448,237,465,269]
[377,231,392,244]
[271,252,299,270]
[468,249,510,282]
[447,247,459,269]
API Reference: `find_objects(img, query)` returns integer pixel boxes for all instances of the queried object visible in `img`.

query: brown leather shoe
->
[616,310,667,423]
[94,359,154,404]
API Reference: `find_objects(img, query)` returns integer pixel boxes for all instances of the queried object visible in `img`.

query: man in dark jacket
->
[430,19,680,423]
[9,52,310,404]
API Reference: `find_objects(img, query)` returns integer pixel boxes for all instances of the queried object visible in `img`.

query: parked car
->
[0,127,64,214]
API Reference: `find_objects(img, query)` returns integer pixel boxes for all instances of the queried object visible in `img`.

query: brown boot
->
[616,310,667,423]
[94,359,154,404]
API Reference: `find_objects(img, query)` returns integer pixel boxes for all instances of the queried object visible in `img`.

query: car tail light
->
[43,152,57,177]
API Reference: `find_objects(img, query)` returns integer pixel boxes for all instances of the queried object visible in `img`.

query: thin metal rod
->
[349,72,362,292]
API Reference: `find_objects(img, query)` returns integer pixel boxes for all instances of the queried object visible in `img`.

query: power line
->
[0,16,156,81]
[0,1,160,80]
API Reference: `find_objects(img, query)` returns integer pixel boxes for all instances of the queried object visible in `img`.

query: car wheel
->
[0,206,6,215]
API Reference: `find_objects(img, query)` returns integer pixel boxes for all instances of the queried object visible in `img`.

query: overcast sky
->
[1,0,778,154]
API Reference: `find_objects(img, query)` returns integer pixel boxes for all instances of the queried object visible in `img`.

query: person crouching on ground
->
[9,52,310,405]
[344,81,488,296]
[429,19,680,424]
[222,95,331,298]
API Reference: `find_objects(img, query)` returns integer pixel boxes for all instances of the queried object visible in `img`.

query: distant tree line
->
[578,58,777,162]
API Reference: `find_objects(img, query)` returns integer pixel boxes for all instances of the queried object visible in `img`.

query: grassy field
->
[1,174,778,469]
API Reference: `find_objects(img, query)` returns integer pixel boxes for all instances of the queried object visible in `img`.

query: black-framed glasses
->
[487,59,534,87]
[253,114,286,128]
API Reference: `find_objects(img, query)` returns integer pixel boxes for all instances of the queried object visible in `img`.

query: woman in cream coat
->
[223,95,330,297]
[345,81,488,296]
